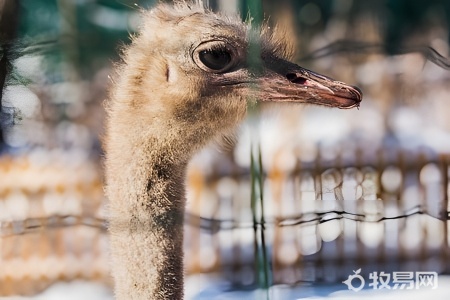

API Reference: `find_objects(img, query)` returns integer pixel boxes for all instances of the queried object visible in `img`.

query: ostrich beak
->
[257,58,362,109]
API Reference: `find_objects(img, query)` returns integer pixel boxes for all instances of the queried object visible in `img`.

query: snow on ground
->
[2,275,449,300]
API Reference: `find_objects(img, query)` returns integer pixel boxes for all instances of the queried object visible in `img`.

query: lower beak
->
[257,60,362,109]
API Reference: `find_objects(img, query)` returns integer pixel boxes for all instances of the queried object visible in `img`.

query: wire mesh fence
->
[0,146,449,295]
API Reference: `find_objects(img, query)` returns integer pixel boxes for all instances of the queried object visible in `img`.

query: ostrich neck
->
[107,117,198,300]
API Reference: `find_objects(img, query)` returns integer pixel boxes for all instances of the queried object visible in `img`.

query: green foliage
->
[17,0,156,79]
[250,145,271,299]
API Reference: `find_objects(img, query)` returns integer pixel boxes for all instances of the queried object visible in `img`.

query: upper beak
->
[256,58,362,109]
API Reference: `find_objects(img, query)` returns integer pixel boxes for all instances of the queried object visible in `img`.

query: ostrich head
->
[112,3,362,157]
[106,2,362,299]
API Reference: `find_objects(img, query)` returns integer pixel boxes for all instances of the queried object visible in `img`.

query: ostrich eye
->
[193,41,237,73]
[198,49,232,71]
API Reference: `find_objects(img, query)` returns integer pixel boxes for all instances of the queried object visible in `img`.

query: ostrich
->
[104,2,362,300]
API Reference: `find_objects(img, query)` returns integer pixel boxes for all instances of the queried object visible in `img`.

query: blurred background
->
[0,0,450,299]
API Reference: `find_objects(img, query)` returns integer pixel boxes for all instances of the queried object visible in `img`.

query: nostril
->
[286,73,307,85]
[286,73,297,81]
[292,77,307,84]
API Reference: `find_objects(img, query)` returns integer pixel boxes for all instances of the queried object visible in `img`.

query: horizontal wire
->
[1,205,448,237]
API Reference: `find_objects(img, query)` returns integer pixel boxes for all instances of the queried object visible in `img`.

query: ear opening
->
[165,61,178,83]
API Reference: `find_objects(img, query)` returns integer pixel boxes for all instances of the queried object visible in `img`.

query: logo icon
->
[342,268,365,292]
[342,269,439,292]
